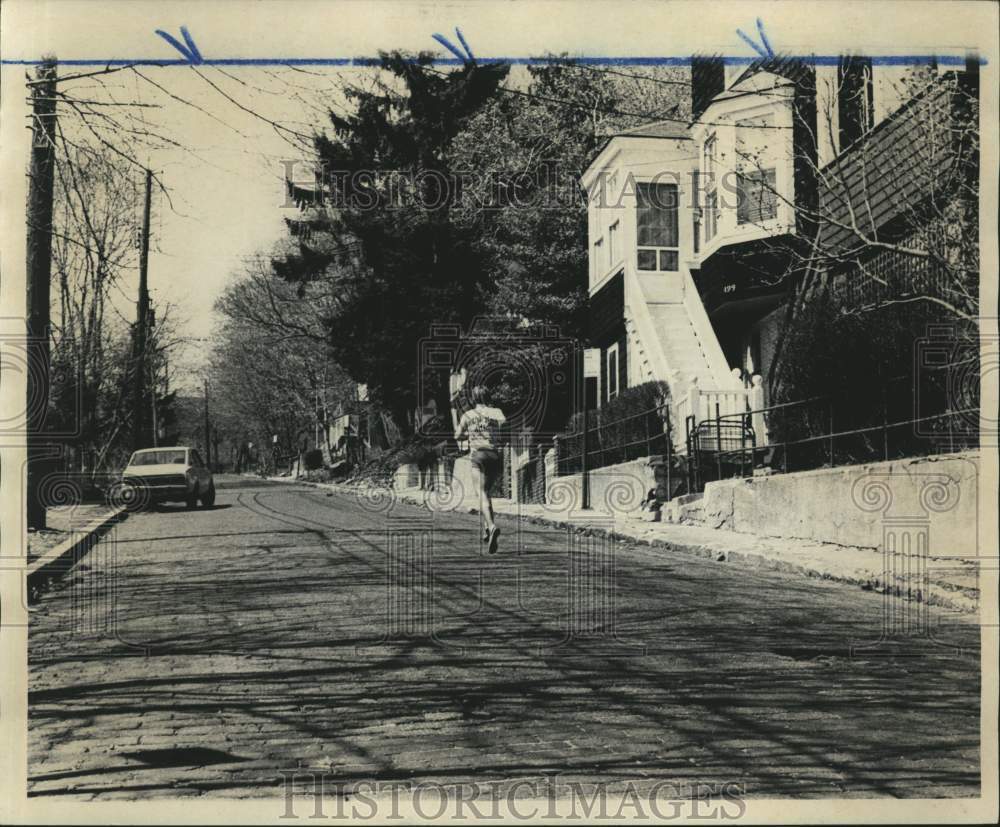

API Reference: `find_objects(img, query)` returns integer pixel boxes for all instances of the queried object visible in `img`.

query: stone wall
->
[697,451,980,556]
[545,457,659,518]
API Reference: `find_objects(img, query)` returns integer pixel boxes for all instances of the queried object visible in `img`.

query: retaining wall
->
[697,451,980,556]
[544,457,659,517]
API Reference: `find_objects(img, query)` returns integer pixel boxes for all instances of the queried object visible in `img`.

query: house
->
[582,53,979,456]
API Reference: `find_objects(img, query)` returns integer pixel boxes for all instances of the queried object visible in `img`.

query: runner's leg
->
[484,454,500,553]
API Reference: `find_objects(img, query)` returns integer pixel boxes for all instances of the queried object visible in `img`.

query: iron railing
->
[688,397,978,492]
[555,403,678,505]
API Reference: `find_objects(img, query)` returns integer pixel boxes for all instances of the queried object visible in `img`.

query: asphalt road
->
[28,476,981,801]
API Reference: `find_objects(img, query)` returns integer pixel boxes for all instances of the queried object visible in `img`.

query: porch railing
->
[672,381,750,454]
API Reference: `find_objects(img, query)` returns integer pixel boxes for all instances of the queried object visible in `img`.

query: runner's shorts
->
[470,448,502,489]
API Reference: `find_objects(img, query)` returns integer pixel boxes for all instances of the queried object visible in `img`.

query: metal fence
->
[556,402,675,488]
[689,397,978,492]
[551,391,978,501]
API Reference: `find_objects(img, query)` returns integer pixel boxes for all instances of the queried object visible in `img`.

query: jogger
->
[455,385,507,553]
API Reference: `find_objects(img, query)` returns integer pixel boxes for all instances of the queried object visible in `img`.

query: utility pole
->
[149,304,159,447]
[150,356,159,448]
[25,57,58,531]
[203,379,212,470]
[131,168,152,450]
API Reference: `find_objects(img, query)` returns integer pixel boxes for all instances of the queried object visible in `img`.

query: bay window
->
[735,115,778,224]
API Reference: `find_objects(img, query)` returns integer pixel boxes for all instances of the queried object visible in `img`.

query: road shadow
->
[147,504,233,514]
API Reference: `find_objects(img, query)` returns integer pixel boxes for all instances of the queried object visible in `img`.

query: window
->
[735,115,778,224]
[705,191,719,243]
[592,237,604,280]
[635,182,678,272]
[692,170,701,255]
[702,135,719,242]
[606,343,619,401]
[608,220,620,266]
[130,449,187,466]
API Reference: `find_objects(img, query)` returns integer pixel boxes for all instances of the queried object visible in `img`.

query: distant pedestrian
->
[455,385,507,553]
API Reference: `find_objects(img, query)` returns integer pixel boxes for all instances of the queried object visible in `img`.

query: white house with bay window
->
[582,120,747,453]
[583,53,978,460]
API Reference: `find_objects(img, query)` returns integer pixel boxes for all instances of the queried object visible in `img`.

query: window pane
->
[658,250,678,271]
[607,350,618,399]
[637,249,657,270]
[636,182,678,248]
[705,191,718,241]
[737,168,777,224]
[735,114,775,168]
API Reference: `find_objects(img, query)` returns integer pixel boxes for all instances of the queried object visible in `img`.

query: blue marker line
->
[454,27,475,62]
[431,33,468,64]
[0,55,980,67]
[180,26,203,63]
[756,18,774,58]
[736,27,768,58]
[154,26,203,64]
[0,23,982,68]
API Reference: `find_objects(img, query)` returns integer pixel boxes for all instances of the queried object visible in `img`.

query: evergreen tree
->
[275,52,509,432]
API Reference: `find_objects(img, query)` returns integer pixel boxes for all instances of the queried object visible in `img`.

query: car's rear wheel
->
[200,482,216,508]
[185,487,199,509]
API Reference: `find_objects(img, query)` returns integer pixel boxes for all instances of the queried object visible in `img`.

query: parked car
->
[114,447,215,510]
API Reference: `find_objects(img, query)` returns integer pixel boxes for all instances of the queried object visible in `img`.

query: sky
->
[108,65,350,368]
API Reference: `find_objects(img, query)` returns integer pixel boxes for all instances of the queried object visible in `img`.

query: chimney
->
[837,55,874,150]
[691,55,726,121]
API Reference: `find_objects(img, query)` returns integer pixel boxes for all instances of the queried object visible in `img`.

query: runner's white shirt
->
[456,405,507,450]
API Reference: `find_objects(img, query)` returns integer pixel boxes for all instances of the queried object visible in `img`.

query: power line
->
[420,63,796,130]
[560,61,691,88]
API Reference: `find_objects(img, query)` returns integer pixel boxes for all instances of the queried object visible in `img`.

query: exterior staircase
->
[627,269,749,455]
[645,302,716,390]
[624,315,656,385]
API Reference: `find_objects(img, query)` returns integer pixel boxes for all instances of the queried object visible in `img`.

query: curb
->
[26,506,127,601]
[274,477,979,620]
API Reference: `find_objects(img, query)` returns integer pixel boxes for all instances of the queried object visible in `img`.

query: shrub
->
[559,380,672,472]
[304,449,324,471]
[769,290,978,467]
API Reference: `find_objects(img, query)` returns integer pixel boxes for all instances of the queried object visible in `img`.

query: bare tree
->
[719,59,980,454]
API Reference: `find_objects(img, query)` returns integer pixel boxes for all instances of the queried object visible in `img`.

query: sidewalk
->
[274,476,982,618]
[26,503,119,566]
[26,503,125,601]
